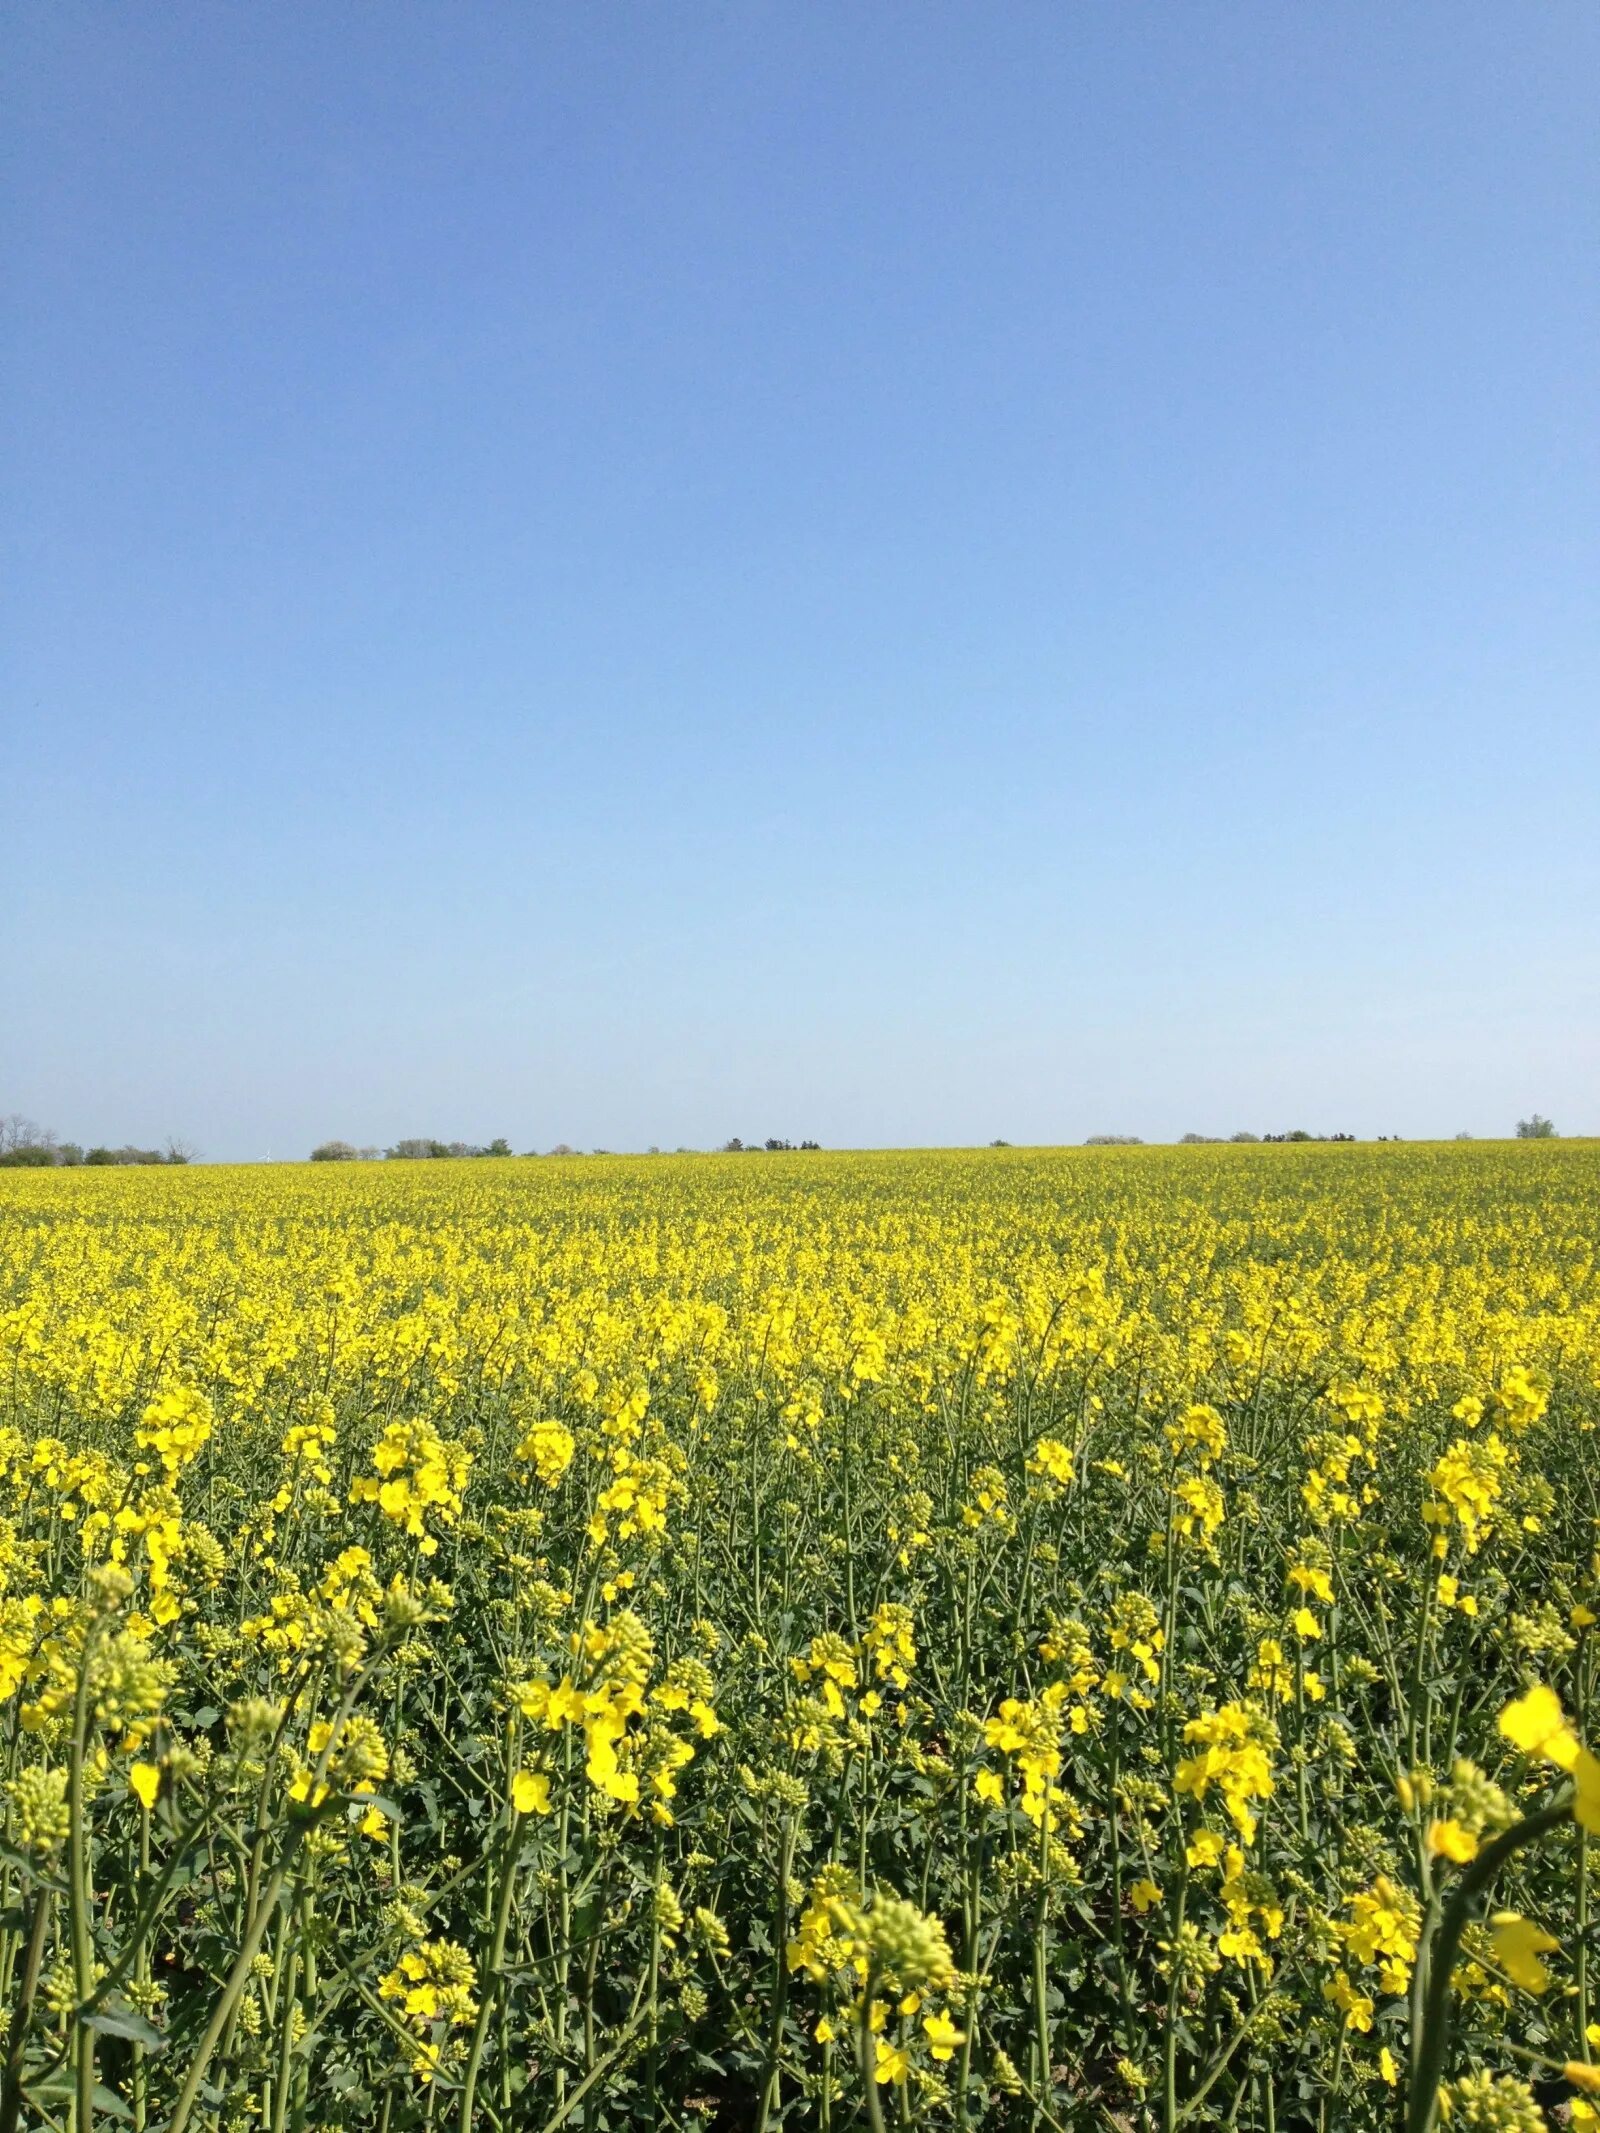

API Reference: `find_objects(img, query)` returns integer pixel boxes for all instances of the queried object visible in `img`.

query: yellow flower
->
[922,2010,965,2061]
[128,1761,161,1810]
[1576,1748,1600,1836]
[974,1769,1006,1807]
[1323,1971,1374,2032]
[515,1419,576,1487]
[1288,1562,1334,1604]
[1500,1688,1600,1832]
[1337,1878,1419,1996]
[512,1769,552,1816]
[1129,1879,1161,1914]
[1495,1364,1549,1431]
[1498,1683,1579,1771]
[1027,1436,1075,1489]
[873,2038,908,2086]
[1425,1819,1480,1864]
[1490,1912,1559,1993]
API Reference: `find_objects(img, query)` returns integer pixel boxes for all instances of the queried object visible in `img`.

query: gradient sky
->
[4,4,1597,1159]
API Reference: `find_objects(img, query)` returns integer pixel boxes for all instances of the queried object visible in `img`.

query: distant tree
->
[764,1138,792,1152]
[1516,1114,1557,1139]
[547,1143,576,1157]
[311,1140,359,1162]
[0,1115,54,1156]
[1229,1131,1260,1143]
[483,1138,512,1157]
[1179,1133,1221,1144]
[1454,1131,1474,1141]
[989,1139,1011,1148]
[722,1138,746,1153]
[357,1146,383,1161]
[0,1118,194,1165]
[387,1139,437,1160]
[1085,1134,1143,1146]
[799,1140,821,1151]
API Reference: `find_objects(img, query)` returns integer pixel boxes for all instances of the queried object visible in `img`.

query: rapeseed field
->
[1,1143,1598,2133]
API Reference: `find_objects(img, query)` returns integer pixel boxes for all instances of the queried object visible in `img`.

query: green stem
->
[0,1888,52,2133]
[1405,1801,1570,2133]
[1162,1870,1189,2133]
[756,1818,797,2133]
[132,1805,150,2133]
[456,1812,529,2133]
[166,1660,382,2133]
[1032,1805,1052,2113]
[267,1928,299,2133]
[856,1974,889,2133]
[68,1619,101,2133]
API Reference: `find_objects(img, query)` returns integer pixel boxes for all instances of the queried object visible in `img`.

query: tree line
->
[0,1116,196,1168]
[311,1138,515,1161]
[313,1137,825,1160]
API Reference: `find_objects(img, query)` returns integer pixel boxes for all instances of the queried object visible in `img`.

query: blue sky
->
[4,4,1596,1157]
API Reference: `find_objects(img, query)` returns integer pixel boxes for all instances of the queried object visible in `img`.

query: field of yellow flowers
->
[2,1143,1599,2133]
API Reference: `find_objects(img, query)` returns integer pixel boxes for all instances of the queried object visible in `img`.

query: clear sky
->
[3,4,1596,1159]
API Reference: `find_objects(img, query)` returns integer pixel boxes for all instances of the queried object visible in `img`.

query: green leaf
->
[351,1791,404,1819]
[84,2003,168,2053]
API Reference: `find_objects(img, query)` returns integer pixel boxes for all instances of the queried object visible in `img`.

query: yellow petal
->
[1491,1911,1559,1993]
[1498,1684,1579,1771]
[1425,1819,1480,1864]
[512,1769,552,1816]
[1575,1748,1600,1836]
